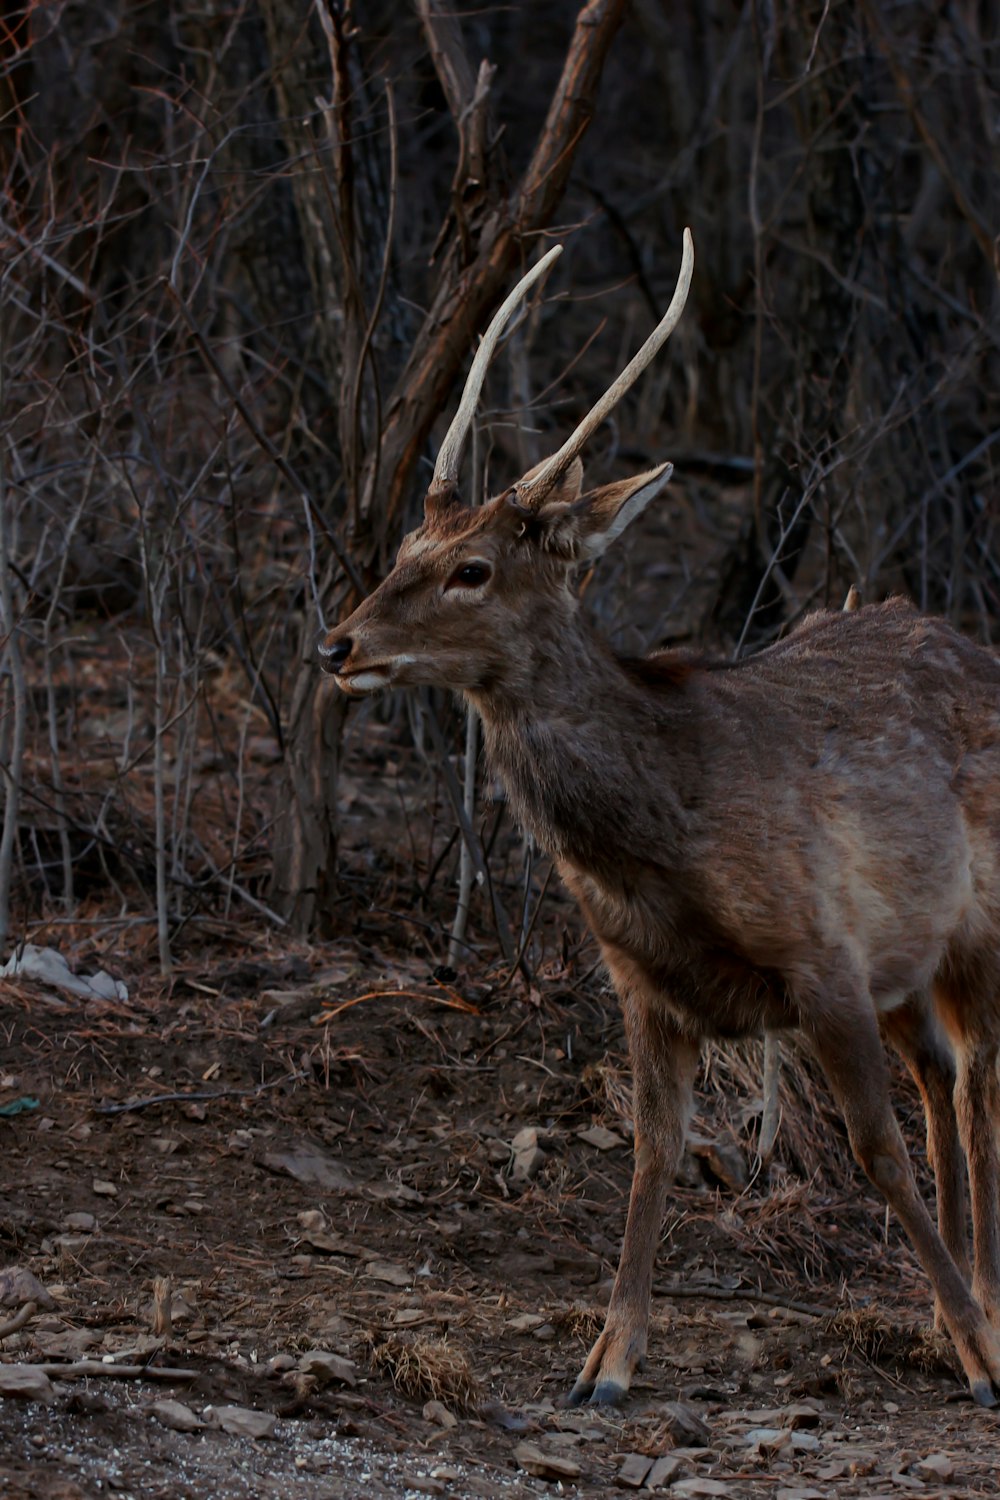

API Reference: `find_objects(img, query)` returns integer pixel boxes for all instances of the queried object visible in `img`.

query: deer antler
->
[518,227,694,506]
[426,243,564,509]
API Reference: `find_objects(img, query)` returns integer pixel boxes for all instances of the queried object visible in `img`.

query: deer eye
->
[446,561,492,591]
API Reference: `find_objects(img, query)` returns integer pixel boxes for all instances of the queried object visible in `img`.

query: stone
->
[148,1399,205,1432]
[205,1404,277,1439]
[297,1350,357,1386]
[646,1454,685,1489]
[916,1453,954,1480]
[617,1452,654,1487]
[422,1399,458,1429]
[513,1442,582,1480]
[0,1366,56,1404]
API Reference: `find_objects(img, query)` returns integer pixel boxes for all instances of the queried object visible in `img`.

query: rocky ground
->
[2,945,998,1499]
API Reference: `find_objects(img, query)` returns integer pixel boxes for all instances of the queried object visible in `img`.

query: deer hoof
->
[970,1379,997,1408]
[589,1377,629,1406]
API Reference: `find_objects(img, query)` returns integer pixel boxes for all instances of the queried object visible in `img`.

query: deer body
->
[319,233,1000,1407]
[476,602,997,1044]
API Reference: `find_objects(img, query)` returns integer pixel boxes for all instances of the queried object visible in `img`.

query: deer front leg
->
[569,990,700,1406]
[814,995,1000,1407]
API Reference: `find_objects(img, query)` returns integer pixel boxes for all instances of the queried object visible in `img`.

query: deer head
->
[318,231,694,698]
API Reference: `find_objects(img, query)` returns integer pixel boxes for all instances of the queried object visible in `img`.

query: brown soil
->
[2,946,998,1500]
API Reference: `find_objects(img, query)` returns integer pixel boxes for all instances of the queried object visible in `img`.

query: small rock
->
[657,1400,711,1446]
[266,1354,297,1375]
[364,1260,411,1287]
[507,1313,544,1333]
[782,1402,823,1429]
[916,1453,954,1480]
[577,1124,625,1151]
[671,1481,734,1498]
[63,1213,97,1234]
[513,1441,582,1480]
[511,1127,546,1180]
[92,1180,117,1197]
[0,1268,57,1312]
[646,1455,685,1489]
[0,1366,56,1404]
[148,1399,205,1432]
[296,1350,357,1386]
[790,1431,821,1452]
[617,1452,654,1487]
[746,1427,791,1453]
[393,1308,425,1326]
[205,1404,277,1440]
[687,1133,748,1191]
[54,1235,92,1262]
[401,1477,443,1497]
[423,1399,458,1429]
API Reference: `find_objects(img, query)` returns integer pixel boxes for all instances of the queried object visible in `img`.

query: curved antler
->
[518,228,694,507]
[426,243,563,510]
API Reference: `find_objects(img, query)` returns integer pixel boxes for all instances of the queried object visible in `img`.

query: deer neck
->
[466,611,688,877]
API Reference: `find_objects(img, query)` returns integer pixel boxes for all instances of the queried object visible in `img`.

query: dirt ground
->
[2,940,999,1500]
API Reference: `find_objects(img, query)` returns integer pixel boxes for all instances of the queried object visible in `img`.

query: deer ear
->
[571,462,674,560]
[507,461,672,561]
[519,454,585,507]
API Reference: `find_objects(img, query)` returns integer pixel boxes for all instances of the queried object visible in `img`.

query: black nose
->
[318,635,352,670]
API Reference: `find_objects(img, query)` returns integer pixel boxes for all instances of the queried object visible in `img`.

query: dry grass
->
[830,1305,961,1383]
[367,1334,483,1413]
[551,1305,604,1343]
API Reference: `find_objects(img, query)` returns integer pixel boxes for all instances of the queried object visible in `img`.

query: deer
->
[318,231,1000,1408]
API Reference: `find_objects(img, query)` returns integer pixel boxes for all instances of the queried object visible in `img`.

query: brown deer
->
[318,232,1000,1407]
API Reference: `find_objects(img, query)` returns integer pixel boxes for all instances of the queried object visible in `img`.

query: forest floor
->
[2,935,998,1500]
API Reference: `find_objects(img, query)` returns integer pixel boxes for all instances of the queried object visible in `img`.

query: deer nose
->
[318,635,352,671]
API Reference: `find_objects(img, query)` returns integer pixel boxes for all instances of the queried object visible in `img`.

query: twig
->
[11,1360,198,1382]
[96,1071,305,1115]
[0,1301,37,1339]
[654,1281,828,1319]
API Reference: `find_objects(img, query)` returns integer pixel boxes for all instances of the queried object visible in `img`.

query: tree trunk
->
[268,0,628,932]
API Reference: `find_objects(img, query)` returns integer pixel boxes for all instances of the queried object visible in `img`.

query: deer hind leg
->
[951,1031,1000,1329]
[812,993,1000,1407]
[568,988,700,1407]
[881,993,969,1327]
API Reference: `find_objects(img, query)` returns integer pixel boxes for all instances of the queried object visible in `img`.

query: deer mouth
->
[335,653,417,695]
[334,666,392,695]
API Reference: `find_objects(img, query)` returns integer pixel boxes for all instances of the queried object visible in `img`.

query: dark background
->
[1,0,997,965]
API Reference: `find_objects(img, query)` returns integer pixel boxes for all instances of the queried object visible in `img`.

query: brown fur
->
[320,479,1000,1409]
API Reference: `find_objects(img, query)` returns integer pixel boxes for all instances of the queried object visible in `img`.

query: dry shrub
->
[701,1038,859,1189]
[368,1334,482,1412]
[830,1306,960,1382]
[579,1058,634,1133]
[551,1305,603,1342]
[831,1305,893,1364]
